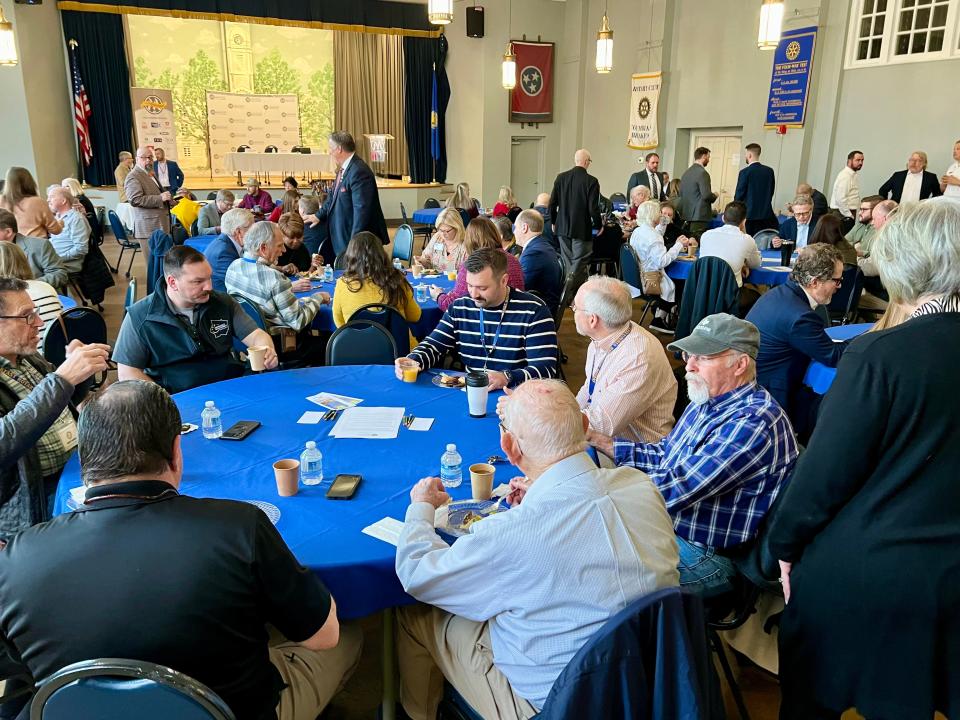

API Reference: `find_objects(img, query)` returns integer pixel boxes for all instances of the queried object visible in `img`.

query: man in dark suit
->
[796,183,828,225]
[679,147,718,239]
[305,131,388,257]
[532,192,559,254]
[515,209,562,313]
[627,152,667,201]
[774,194,817,254]
[549,149,602,308]
[879,151,943,203]
[734,143,778,235]
[152,147,184,196]
[204,207,253,293]
[745,244,847,435]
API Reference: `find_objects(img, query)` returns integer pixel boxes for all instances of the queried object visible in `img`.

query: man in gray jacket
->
[0,278,110,538]
[679,147,719,239]
[0,210,67,292]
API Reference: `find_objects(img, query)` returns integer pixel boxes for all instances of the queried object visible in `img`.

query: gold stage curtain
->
[334,31,409,178]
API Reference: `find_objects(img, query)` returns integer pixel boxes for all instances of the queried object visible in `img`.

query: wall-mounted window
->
[846,0,960,67]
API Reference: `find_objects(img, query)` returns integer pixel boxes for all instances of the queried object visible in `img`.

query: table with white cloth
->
[224,152,332,178]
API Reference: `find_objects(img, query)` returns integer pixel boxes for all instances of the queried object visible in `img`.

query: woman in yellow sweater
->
[332,231,422,348]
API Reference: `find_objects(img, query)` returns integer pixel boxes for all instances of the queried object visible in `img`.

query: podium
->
[364,134,395,177]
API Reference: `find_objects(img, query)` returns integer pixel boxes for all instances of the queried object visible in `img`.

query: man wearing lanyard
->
[397,248,558,389]
[570,276,677,443]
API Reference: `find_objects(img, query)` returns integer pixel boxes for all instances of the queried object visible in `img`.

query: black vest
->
[126,288,244,394]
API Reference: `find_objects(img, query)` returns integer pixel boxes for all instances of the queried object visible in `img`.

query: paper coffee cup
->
[248,345,268,372]
[273,459,300,497]
[469,463,495,501]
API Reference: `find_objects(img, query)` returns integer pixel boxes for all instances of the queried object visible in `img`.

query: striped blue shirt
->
[408,289,558,387]
[613,382,798,549]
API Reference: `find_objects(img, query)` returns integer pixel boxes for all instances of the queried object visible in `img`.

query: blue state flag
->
[430,64,440,161]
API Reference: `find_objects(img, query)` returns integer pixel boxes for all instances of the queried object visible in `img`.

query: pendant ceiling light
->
[502,42,517,90]
[595,11,614,73]
[427,0,454,25]
[0,7,17,67]
[758,0,785,49]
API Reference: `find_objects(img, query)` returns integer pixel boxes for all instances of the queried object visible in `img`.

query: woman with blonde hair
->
[434,216,524,311]
[1,167,62,239]
[492,185,519,219]
[0,241,62,333]
[419,207,467,271]
[445,182,480,219]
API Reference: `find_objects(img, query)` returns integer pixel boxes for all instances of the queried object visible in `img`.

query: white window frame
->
[845,0,960,68]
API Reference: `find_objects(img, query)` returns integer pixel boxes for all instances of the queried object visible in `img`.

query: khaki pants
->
[269,622,363,720]
[397,604,537,720]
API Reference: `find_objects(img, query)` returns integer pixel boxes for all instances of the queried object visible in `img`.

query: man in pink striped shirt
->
[571,276,677,443]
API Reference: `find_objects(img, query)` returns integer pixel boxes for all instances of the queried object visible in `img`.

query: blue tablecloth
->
[803,323,872,394]
[295,270,454,335]
[412,208,443,225]
[666,249,794,286]
[57,295,77,310]
[53,365,506,620]
[185,235,215,254]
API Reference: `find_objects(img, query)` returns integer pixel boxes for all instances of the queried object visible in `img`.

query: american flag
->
[69,44,93,166]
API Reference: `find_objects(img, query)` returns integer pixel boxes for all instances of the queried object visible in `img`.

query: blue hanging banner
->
[764,26,817,128]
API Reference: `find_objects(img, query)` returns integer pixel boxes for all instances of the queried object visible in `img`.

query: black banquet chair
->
[351,302,412,355]
[41,306,109,389]
[107,210,139,279]
[618,243,659,327]
[326,320,397,366]
[827,263,865,325]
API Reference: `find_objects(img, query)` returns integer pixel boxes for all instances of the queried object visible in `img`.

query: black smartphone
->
[326,474,362,499]
[220,420,261,441]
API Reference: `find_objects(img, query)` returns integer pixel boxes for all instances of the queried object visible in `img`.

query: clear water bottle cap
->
[446,443,456,452]
[306,441,316,449]
[205,401,214,407]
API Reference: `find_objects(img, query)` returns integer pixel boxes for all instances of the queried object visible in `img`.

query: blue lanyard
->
[587,325,632,405]
[477,290,509,369]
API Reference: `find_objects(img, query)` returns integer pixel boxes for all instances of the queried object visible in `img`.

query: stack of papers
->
[306,392,362,411]
[362,517,404,546]
[330,407,405,439]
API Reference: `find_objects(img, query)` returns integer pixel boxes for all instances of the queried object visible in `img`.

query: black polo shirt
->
[0,480,331,720]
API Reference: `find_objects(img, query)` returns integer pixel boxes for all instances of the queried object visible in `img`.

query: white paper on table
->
[297,411,326,424]
[624,283,643,299]
[306,392,363,411]
[492,483,511,498]
[330,406,405,439]
[362,517,405,546]
[408,417,434,431]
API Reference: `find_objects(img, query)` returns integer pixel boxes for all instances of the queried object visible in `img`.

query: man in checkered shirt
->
[589,313,798,597]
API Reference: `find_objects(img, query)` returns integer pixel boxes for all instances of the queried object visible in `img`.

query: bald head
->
[135,146,154,170]
[872,200,897,229]
[535,192,550,207]
[574,149,591,168]
[796,183,813,196]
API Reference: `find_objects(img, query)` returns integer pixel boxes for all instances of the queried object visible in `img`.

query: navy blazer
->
[204,234,240,293]
[746,279,847,421]
[156,160,184,195]
[318,155,388,257]
[734,162,776,220]
[878,169,942,203]
[777,215,818,244]
[533,205,560,253]
[627,169,667,201]
[519,235,563,313]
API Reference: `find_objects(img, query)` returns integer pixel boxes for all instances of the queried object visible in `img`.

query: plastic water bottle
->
[323,264,334,282]
[440,444,463,488]
[393,258,403,271]
[201,401,222,439]
[300,441,323,486]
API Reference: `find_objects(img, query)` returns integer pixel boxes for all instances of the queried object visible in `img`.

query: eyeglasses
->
[830,276,843,287]
[681,350,733,364]
[0,310,41,324]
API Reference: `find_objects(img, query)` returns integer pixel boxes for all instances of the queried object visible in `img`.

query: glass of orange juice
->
[398,358,419,383]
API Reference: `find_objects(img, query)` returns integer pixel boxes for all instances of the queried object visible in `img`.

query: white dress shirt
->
[644,169,661,199]
[900,170,923,204]
[796,222,811,249]
[944,161,960,198]
[698,223,762,287]
[831,166,860,218]
[155,161,170,189]
[629,224,684,301]
[396,452,679,709]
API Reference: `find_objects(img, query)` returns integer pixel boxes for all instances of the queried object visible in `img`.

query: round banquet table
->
[666,248,795,286]
[295,269,455,335]
[185,235,215,254]
[53,364,506,620]
[412,207,443,225]
[803,322,872,395]
[57,295,77,310]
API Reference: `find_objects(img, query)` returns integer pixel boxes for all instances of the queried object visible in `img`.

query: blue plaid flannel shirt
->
[613,382,797,548]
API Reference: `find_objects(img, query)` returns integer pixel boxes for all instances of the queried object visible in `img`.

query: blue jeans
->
[676,536,737,598]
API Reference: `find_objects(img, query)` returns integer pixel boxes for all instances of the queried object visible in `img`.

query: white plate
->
[243,500,281,525]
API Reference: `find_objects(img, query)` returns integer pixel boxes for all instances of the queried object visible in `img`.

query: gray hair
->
[329,131,356,153]
[792,194,813,208]
[47,185,73,205]
[636,200,661,227]
[220,207,254,240]
[216,189,235,204]
[630,185,651,204]
[581,276,633,327]
[299,195,320,215]
[78,381,182,485]
[790,244,842,286]
[118,151,132,161]
[243,220,279,257]
[873,197,960,303]
[0,277,28,314]
[502,379,587,465]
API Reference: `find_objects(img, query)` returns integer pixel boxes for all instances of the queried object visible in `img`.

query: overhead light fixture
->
[757,0,785,49]
[595,4,613,73]
[427,0,454,25]
[0,6,17,67]
[502,42,516,90]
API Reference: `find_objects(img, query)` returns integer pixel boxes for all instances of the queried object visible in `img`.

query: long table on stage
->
[224,152,332,176]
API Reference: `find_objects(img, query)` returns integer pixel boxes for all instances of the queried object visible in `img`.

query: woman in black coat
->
[768,197,960,720]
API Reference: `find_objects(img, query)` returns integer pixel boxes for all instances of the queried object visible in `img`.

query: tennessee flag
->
[510,42,554,123]
[430,63,440,160]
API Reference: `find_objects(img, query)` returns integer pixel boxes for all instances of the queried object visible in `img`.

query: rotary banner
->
[509,41,554,123]
[130,87,179,160]
[627,72,662,150]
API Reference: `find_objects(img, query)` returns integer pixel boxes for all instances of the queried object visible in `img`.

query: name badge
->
[434,242,444,252]
[57,422,78,451]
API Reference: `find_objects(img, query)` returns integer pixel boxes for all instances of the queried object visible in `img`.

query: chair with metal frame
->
[618,243,659,327]
[106,210,139,279]
[827,263,864,325]
[41,306,110,389]
[349,302,412,356]
[326,319,397,366]
[392,224,415,265]
[401,202,433,254]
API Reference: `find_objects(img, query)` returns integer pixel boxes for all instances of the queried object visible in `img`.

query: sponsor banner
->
[130,87,178,160]
[206,91,301,176]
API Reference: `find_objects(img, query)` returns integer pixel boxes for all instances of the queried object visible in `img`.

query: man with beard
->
[587,313,797,597]
[115,245,277,394]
